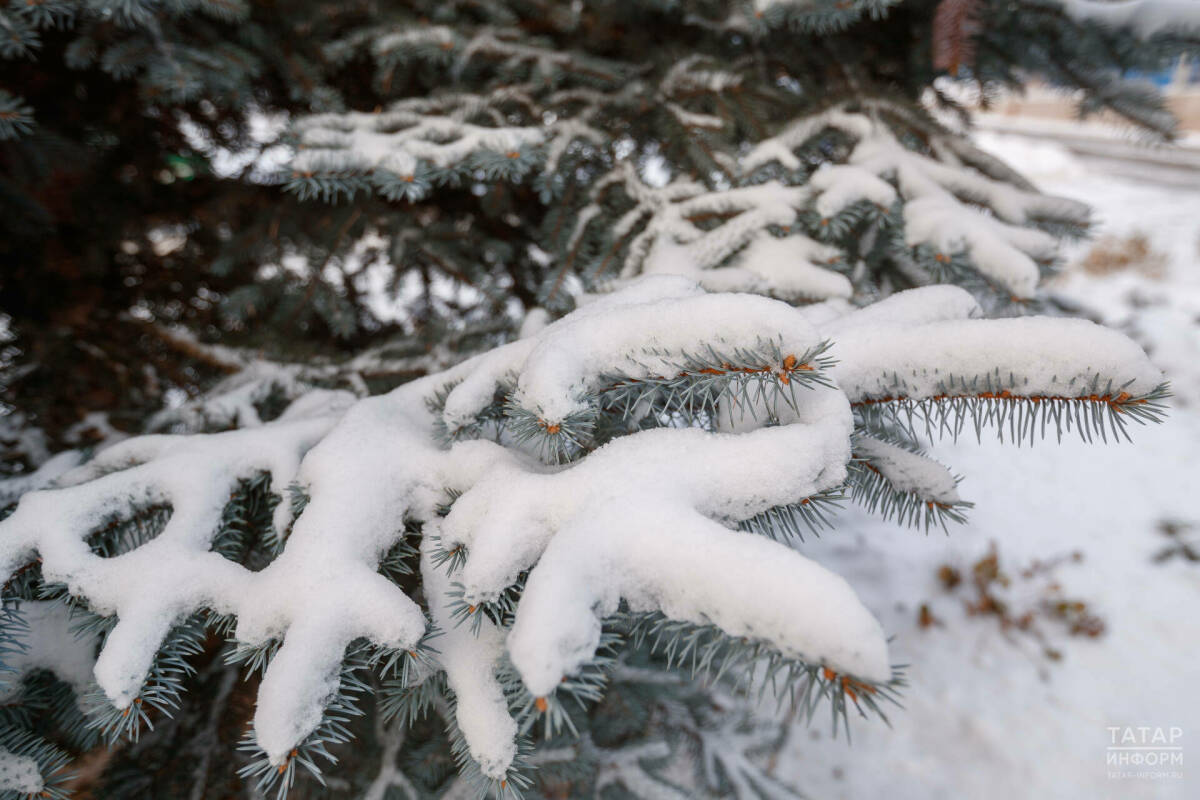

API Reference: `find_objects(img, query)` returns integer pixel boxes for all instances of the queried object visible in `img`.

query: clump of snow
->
[508,291,825,424]
[442,384,854,597]
[148,361,306,432]
[568,160,817,291]
[669,235,853,302]
[855,436,961,504]
[509,497,890,695]
[370,25,456,55]
[829,287,1163,403]
[421,539,516,779]
[517,308,551,339]
[623,181,810,279]
[808,163,897,217]
[0,414,341,761]
[0,748,41,794]
[743,108,873,171]
[901,197,1050,296]
[824,284,981,334]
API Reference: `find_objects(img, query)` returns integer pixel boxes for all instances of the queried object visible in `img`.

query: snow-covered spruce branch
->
[849,434,971,532]
[330,22,636,92]
[566,163,852,303]
[0,278,1165,797]
[548,97,1088,311]
[287,94,549,203]
[742,101,1089,299]
[280,39,1113,314]
[743,0,903,34]
[285,47,745,208]
[139,321,494,435]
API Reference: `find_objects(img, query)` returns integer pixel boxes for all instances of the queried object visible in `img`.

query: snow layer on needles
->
[422,537,516,780]
[903,198,1047,297]
[833,315,1164,401]
[443,274,832,427]
[246,392,457,759]
[441,275,706,429]
[716,236,851,301]
[643,236,851,302]
[586,170,809,280]
[509,499,890,696]
[855,437,961,504]
[849,138,1067,297]
[442,388,853,599]
[0,411,347,763]
[827,285,1162,401]
[293,108,544,177]
[823,284,981,336]
[0,749,41,794]
[511,291,825,423]
[441,377,887,700]
[808,164,897,217]
[743,108,873,171]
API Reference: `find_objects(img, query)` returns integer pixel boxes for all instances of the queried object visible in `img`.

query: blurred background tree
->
[2,0,1196,464]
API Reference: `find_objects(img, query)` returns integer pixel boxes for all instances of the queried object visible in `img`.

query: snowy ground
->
[779,134,1200,799]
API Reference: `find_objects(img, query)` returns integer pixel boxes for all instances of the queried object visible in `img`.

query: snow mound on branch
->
[0,748,41,794]
[293,107,544,177]
[855,437,961,504]
[422,540,516,779]
[510,291,825,424]
[833,316,1164,402]
[508,498,890,695]
[646,236,853,302]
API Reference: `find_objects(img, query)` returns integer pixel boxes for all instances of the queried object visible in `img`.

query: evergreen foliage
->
[0,1,1194,798]
[2,0,1195,450]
